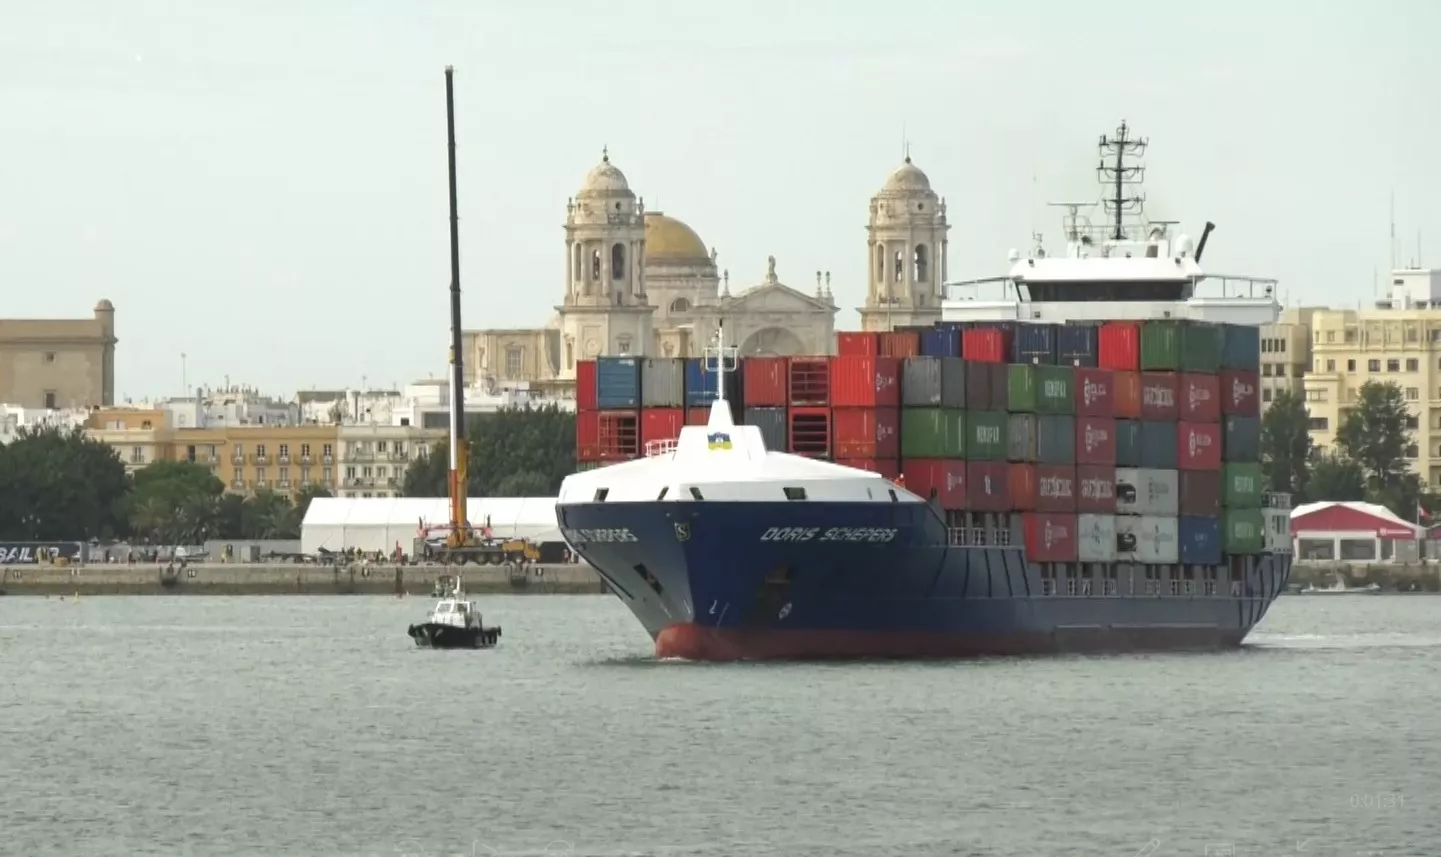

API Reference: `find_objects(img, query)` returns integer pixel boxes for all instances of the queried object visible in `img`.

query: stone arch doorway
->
[740,326,806,357]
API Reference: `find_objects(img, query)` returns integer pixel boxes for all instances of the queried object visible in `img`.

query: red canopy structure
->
[1290,501,1420,539]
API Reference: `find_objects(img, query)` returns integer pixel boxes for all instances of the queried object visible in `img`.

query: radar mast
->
[1097,121,1148,240]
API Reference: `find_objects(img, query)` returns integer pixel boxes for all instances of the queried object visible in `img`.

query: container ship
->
[556,123,1294,660]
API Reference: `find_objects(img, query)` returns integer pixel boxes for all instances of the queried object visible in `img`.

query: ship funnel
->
[1194,221,1216,262]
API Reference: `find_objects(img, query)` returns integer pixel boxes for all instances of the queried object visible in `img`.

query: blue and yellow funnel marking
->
[706,432,733,451]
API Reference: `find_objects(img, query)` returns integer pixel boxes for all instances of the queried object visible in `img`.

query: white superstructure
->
[942,121,1282,328]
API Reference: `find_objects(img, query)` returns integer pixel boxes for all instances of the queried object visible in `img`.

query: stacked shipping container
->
[571,322,1267,577]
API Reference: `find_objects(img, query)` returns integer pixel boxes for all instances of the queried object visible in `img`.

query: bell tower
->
[556,149,653,379]
[858,151,949,332]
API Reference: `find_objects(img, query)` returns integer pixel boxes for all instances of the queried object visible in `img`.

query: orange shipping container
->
[832,407,899,459]
[836,332,880,356]
[830,356,901,407]
[1112,370,1142,418]
[878,331,920,358]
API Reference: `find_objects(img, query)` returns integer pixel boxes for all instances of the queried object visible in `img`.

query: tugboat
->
[407,575,502,649]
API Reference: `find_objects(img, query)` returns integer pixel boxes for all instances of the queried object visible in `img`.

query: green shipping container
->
[1140,320,1180,370]
[1007,364,1037,412]
[1178,321,1223,373]
[1222,508,1265,554]
[901,408,966,458]
[966,410,1008,461]
[1034,365,1075,414]
[1222,462,1263,508]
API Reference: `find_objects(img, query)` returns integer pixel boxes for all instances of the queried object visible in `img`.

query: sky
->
[3,1,1440,401]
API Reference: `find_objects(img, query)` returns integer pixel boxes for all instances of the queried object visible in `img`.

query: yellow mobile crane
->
[428,66,538,568]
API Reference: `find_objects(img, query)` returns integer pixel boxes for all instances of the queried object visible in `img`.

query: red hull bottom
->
[655,623,1249,661]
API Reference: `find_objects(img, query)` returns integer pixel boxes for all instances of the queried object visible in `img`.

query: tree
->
[403,405,576,497]
[1306,450,1366,502]
[1335,381,1412,494]
[287,484,332,535]
[1260,388,1312,497]
[240,488,296,539]
[0,425,130,541]
[124,460,226,544]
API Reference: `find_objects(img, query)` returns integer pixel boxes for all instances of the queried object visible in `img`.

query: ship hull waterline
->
[557,500,1290,662]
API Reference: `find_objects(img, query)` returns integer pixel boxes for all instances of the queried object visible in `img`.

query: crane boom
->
[444,66,471,548]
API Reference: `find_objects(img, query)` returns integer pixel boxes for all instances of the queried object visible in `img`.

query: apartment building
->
[177,424,340,495]
[1303,267,1441,486]
[336,423,444,498]
[1258,307,1317,405]
[86,408,170,472]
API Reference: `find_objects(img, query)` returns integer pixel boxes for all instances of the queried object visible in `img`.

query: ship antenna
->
[1097,120,1148,240]
[703,320,739,427]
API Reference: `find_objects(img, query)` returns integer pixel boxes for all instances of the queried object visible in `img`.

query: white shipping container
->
[640,358,685,408]
[1262,509,1292,553]
[1115,468,1179,517]
[1077,514,1117,562]
[1115,515,1180,564]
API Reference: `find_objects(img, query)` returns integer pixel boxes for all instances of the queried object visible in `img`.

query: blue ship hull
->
[556,500,1291,661]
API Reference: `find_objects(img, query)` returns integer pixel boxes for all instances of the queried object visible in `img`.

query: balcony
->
[278,480,292,490]
[300,454,312,465]
[278,455,291,465]
[255,454,269,465]
[349,450,375,462]
[230,479,246,490]
[322,454,334,465]
[231,454,246,465]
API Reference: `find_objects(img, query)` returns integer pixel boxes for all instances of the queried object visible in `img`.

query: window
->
[345,466,356,478]
[301,467,311,484]
[279,467,290,484]
[1326,359,1335,371]
[504,347,524,379]
[1262,388,1272,402]
[43,391,56,409]
[44,351,56,363]
[1406,444,1419,459]
[322,466,333,483]
[256,444,267,457]
[1405,416,1419,430]
[610,243,626,280]
[1407,358,1420,372]
[322,443,332,456]
[1262,364,1272,377]
[301,443,311,456]
[783,487,807,501]
[1305,390,1325,402]
[1387,359,1400,372]
[1347,359,1356,372]
[130,446,144,463]
[1368,360,1381,372]
[278,444,289,457]
[256,467,267,483]
[1407,388,1420,401]
[1275,364,1286,377]
[1308,417,1329,430]
[233,468,242,484]
[1325,331,1336,343]
[377,441,387,453]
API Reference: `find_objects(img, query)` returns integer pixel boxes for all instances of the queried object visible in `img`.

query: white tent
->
[301,496,561,554]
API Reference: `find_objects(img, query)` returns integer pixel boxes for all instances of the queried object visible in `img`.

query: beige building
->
[463,150,840,392]
[86,407,168,472]
[1259,307,1318,406]
[0,299,117,409]
[1303,266,1441,486]
[858,157,951,331]
[336,423,443,498]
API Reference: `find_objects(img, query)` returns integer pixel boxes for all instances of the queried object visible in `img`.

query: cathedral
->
[463,150,950,394]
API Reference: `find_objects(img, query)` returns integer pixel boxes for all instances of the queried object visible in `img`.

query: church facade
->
[463,151,948,393]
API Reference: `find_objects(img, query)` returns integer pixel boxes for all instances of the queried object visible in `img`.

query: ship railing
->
[1263,492,1293,511]
[643,439,678,458]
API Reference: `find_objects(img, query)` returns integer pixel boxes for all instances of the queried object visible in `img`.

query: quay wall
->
[0,563,607,596]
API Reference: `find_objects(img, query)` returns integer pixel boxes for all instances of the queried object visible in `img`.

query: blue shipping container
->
[1178,516,1222,565]
[1115,419,1142,467]
[595,357,641,409]
[920,327,961,358]
[685,357,741,407]
[1139,420,1178,470]
[1221,324,1261,372]
[1056,324,1099,368]
[1012,323,1058,365]
[1223,415,1262,462]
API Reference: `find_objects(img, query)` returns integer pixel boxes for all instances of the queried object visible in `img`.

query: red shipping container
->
[1034,464,1078,512]
[1220,369,1260,417]
[788,358,831,406]
[832,407,899,459]
[1113,371,1142,418]
[685,407,710,426]
[576,360,598,411]
[743,357,788,407]
[640,408,684,447]
[576,410,600,460]
[578,410,640,461]
[1177,421,1222,471]
[1179,373,1221,422]
[962,327,1011,363]
[1179,470,1221,516]
[878,331,920,358]
[1023,513,1079,562]
[966,461,1011,511]
[836,332,880,356]
[1075,416,1118,465]
[902,459,966,510]
[1073,367,1116,417]
[1139,372,1180,421]
[1009,464,1037,511]
[1098,322,1140,371]
[1076,465,1117,513]
[830,356,901,407]
[788,406,831,458]
[838,457,901,481]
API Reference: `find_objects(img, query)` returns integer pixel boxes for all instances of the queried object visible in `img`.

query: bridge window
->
[783,487,806,501]
[593,488,609,502]
[689,487,704,500]
[1021,279,1190,302]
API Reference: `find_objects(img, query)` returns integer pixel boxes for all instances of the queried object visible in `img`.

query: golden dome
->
[644,212,710,263]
